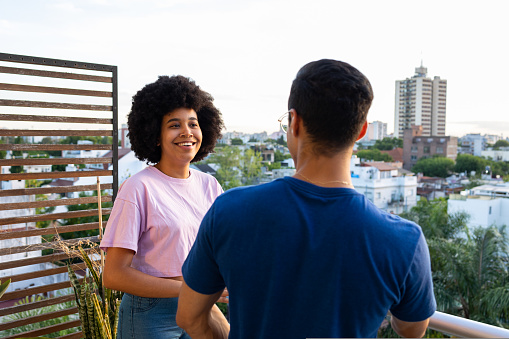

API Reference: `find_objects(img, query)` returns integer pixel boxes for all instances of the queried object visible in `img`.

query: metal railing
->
[429,311,509,338]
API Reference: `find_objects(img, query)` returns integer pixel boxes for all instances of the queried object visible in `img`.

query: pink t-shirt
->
[100,166,223,277]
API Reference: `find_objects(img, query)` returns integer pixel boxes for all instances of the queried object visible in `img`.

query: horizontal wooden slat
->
[0,65,112,82]
[0,294,75,317]
[0,195,112,211]
[2,319,82,339]
[0,306,79,331]
[0,99,112,111]
[5,262,88,284]
[0,248,95,271]
[0,221,105,241]
[0,52,115,72]
[0,235,100,256]
[0,279,84,301]
[0,183,112,197]
[0,113,112,124]
[0,144,112,151]
[0,157,112,166]
[0,169,112,181]
[0,83,112,97]
[0,208,111,226]
[57,331,83,339]
[0,129,113,137]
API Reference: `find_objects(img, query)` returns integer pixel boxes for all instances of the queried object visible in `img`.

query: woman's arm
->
[103,247,183,298]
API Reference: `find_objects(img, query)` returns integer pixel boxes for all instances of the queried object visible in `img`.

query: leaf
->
[0,278,11,298]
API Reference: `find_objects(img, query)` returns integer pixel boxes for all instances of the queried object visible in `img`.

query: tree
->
[276,135,287,147]
[60,190,112,240]
[400,199,509,328]
[411,156,455,178]
[372,137,403,150]
[0,139,6,159]
[241,148,262,185]
[274,150,291,162]
[208,146,242,190]
[231,138,243,145]
[455,154,487,175]
[356,149,393,162]
[493,140,509,149]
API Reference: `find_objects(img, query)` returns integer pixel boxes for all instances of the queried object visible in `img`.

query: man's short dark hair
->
[127,75,224,164]
[288,59,373,155]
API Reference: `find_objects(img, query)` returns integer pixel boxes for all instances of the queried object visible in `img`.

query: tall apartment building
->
[394,63,447,138]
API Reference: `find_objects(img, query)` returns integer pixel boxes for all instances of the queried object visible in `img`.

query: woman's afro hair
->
[127,75,224,164]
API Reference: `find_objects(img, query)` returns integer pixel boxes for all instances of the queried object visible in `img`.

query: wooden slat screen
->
[0,53,118,338]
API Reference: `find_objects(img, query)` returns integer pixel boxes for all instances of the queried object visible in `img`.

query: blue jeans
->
[117,293,191,339]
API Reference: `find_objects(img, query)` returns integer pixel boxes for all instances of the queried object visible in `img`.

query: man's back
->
[182,177,436,338]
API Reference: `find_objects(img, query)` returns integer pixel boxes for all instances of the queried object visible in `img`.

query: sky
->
[1,0,508,138]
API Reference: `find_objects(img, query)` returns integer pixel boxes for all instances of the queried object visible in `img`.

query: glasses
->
[278,111,290,133]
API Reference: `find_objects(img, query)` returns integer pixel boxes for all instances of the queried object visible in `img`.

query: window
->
[423,146,430,153]
[436,147,443,153]
[489,206,492,215]
[376,192,381,200]
[411,155,417,161]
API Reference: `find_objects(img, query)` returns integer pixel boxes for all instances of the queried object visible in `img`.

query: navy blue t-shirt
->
[182,177,436,338]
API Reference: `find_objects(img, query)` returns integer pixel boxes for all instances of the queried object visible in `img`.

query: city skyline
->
[1,0,508,138]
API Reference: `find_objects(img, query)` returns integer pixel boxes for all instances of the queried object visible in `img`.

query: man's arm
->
[176,281,230,339]
[391,314,430,338]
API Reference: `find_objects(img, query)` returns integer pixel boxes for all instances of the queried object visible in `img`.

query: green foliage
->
[208,146,242,190]
[411,157,455,178]
[274,150,291,162]
[493,140,509,149]
[0,139,6,159]
[60,191,112,240]
[372,137,403,151]
[241,148,262,185]
[9,165,23,173]
[60,136,113,145]
[0,294,78,338]
[400,199,509,328]
[454,154,509,178]
[455,154,487,174]
[248,137,258,142]
[67,246,123,339]
[276,135,287,146]
[356,149,393,162]
[0,278,10,298]
[231,138,243,145]
[268,162,281,171]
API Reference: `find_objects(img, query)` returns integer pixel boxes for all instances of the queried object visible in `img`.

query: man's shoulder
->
[217,179,285,201]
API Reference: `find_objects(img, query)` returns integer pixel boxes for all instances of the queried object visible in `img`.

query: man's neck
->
[293,147,353,188]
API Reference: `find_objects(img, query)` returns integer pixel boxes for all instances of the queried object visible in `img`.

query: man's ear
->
[356,121,368,141]
[290,109,300,136]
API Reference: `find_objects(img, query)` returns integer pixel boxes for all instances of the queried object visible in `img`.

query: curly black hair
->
[127,75,224,164]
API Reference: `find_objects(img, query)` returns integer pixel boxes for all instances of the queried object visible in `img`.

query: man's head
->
[288,59,373,155]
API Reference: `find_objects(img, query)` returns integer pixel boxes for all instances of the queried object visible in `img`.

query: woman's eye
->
[170,124,180,128]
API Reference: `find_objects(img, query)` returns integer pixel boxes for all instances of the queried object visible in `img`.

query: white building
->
[458,134,486,156]
[350,156,417,214]
[359,121,388,142]
[394,63,447,138]
[448,184,509,229]
[481,147,509,162]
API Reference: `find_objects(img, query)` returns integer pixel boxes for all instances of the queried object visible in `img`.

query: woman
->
[100,75,227,338]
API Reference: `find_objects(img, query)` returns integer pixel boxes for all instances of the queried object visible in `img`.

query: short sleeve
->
[182,204,226,294]
[99,198,142,253]
[390,232,437,321]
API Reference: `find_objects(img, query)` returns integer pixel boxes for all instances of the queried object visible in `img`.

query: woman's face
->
[158,107,202,166]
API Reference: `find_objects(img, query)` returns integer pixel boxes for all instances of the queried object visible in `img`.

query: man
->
[177,59,436,338]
